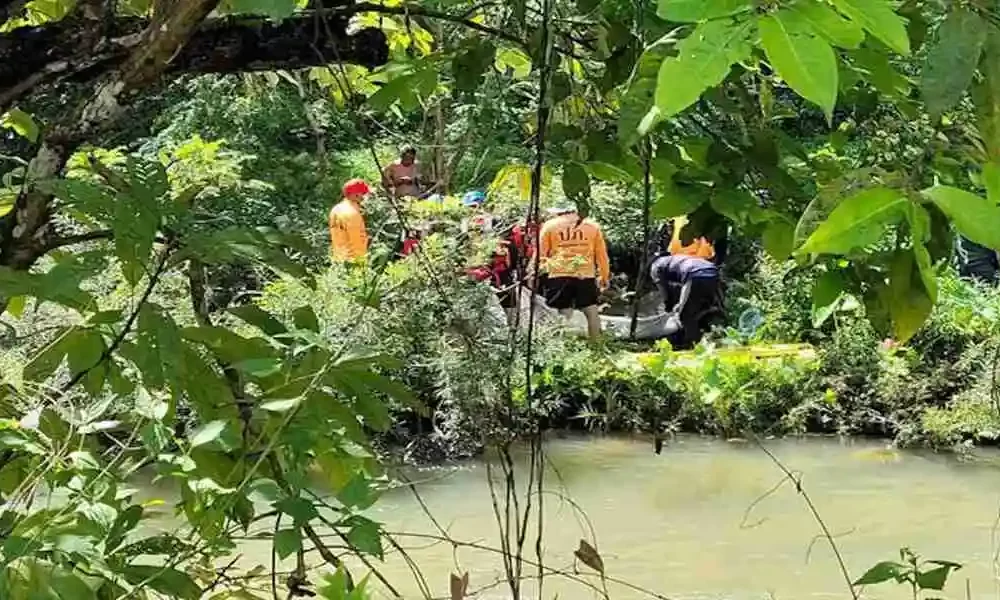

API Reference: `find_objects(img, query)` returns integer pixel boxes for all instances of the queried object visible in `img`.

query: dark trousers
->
[657,277,723,349]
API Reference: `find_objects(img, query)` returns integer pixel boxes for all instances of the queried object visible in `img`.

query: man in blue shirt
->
[649,254,723,348]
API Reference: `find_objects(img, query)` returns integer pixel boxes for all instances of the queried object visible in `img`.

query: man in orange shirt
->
[329,179,370,262]
[538,208,611,341]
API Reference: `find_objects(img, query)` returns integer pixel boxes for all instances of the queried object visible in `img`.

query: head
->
[342,178,370,203]
[462,190,486,209]
[399,145,417,166]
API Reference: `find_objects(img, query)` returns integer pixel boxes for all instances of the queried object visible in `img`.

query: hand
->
[599,279,610,292]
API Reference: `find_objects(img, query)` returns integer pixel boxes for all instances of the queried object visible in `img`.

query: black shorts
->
[543,277,599,310]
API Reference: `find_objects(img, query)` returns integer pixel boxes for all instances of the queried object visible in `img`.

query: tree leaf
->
[923,185,1000,250]
[562,163,591,203]
[112,190,159,287]
[495,47,532,79]
[916,565,958,591]
[292,305,320,332]
[261,397,303,413]
[345,516,383,559]
[888,251,933,343]
[336,473,380,510]
[189,420,228,448]
[121,565,201,600]
[790,0,864,49]
[812,270,846,327]
[656,0,752,23]
[275,497,319,525]
[760,10,839,121]
[574,539,605,574]
[831,0,910,56]
[274,528,302,560]
[654,19,754,118]
[853,561,908,586]
[921,8,988,118]
[652,182,705,219]
[796,187,907,256]
[228,305,287,337]
[1,109,39,142]
[762,218,795,261]
[904,203,937,302]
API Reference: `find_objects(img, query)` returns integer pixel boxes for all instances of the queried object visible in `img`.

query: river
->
[144,435,1000,599]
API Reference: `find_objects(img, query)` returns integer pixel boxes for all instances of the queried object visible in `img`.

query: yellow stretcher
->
[630,343,818,369]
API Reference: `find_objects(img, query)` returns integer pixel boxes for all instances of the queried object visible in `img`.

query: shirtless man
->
[381,145,423,200]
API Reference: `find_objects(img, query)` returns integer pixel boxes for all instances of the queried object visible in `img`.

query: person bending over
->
[649,254,723,348]
[538,208,610,341]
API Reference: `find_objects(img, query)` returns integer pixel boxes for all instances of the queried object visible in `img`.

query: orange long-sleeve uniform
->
[668,216,715,260]
[538,214,611,282]
[329,199,368,262]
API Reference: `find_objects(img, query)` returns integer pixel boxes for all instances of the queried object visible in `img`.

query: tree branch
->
[42,228,113,251]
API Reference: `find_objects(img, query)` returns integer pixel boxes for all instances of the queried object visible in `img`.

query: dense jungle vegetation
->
[4,0,1000,597]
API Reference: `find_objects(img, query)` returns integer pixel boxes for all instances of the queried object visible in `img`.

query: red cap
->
[343,178,371,197]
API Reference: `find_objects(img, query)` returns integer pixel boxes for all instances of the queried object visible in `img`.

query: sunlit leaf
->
[1,109,39,142]
[261,397,302,413]
[189,420,228,448]
[796,187,907,256]
[654,19,754,118]
[790,0,864,49]
[656,0,752,23]
[759,10,838,120]
[831,0,910,56]
[495,47,532,79]
[923,185,1000,251]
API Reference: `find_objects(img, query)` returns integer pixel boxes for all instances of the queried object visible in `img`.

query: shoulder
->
[583,218,603,231]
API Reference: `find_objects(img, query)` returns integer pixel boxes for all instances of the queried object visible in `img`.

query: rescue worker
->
[381,145,423,200]
[668,215,715,260]
[461,191,522,326]
[329,178,370,262]
[537,207,611,341]
[649,253,723,348]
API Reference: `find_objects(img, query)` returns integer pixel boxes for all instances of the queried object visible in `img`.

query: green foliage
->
[654,19,753,119]
[921,8,988,118]
[854,548,962,598]
[759,10,838,121]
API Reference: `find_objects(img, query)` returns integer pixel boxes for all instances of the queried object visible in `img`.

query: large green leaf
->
[904,203,937,302]
[831,0,910,56]
[618,37,674,146]
[228,305,287,337]
[849,48,910,100]
[853,561,908,586]
[923,185,1000,250]
[652,182,706,219]
[654,19,754,118]
[796,187,907,256]
[762,218,795,261]
[812,270,846,327]
[656,0,752,23]
[495,47,532,79]
[760,10,839,120]
[888,251,933,343]
[921,8,988,118]
[790,0,864,49]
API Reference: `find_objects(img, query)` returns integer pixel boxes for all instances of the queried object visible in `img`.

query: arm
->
[672,280,693,315]
[594,227,611,286]
[381,165,394,195]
